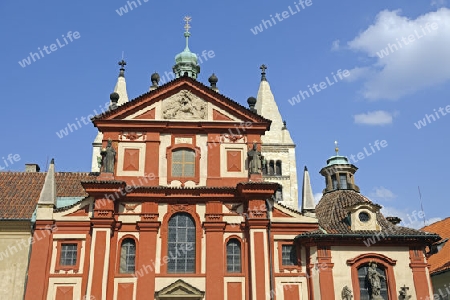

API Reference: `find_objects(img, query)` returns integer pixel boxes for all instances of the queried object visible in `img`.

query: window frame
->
[331,174,338,190]
[275,160,282,176]
[167,213,196,274]
[116,235,139,276]
[269,160,275,175]
[278,241,301,272]
[166,135,201,185]
[119,237,137,274]
[171,148,196,178]
[160,205,202,275]
[339,173,348,189]
[347,253,397,300]
[55,240,82,272]
[225,237,243,274]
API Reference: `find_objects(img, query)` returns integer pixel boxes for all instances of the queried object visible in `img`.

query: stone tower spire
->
[255,65,299,209]
[301,166,316,217]
[90,60,130,172]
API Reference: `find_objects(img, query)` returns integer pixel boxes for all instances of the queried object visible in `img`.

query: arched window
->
[357,263,388,299]
[120,238,136,273]
[262,159,268,175]
[168,213,196,273]
[347,253,397,300]
[226,239,241,273]
[275,160,282,175]
[269,160,275,175]
[172,149,195,177]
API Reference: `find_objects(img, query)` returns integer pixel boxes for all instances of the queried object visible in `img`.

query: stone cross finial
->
[118,59,126,69]
[260,64,267,81]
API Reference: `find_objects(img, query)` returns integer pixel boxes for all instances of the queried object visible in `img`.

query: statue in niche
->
[341,286,353,300]
[366,262,386,300]
[247,142,262,174]
[162,90,206,120]
[101,139,116,173]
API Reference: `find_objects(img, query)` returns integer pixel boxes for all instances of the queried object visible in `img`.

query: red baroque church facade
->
[22,24,444,300]
[25,70,319,299]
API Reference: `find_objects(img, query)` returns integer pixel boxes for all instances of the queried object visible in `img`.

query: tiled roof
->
[296,190,440,241]
[421,217,450,275]
[0,172,95,220]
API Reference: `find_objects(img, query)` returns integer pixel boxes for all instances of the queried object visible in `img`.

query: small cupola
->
[172,16,200,79]
[319,142,360,194]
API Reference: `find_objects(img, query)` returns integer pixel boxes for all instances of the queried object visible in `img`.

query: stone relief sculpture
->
[341,286,353,300]
[247,142,262,174]
[366,262,386,300]
[162,90,207,120]
[101,139,116,173]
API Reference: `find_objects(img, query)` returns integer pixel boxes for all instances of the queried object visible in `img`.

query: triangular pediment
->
[155,279,204,299]
[93,77,269,125]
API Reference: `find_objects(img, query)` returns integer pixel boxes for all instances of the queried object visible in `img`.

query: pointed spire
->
[114,59,129,106]
[302,166,316,216]
[256,65,294,144]
[38,158,56,206]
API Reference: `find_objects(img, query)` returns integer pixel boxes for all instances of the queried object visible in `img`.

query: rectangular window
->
[339,174,348,189]
[60,243,78,266]
[281,245,297,266]
[172,149,195,177]
[332,175,338,190]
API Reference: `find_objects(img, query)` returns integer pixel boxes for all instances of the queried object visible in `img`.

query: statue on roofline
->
[101,139,116,173]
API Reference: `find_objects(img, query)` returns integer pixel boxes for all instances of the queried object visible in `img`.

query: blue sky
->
[1,0,449,228]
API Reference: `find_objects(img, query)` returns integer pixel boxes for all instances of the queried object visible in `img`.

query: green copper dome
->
[326,155,350,166]
[173,19,200,79]
[175,32,198,64]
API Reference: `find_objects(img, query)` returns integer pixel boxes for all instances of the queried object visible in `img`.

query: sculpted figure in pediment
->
[162,90,207,120]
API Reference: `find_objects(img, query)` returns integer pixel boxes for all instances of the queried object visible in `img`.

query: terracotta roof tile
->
[297,190,439,240]
[0,172,95,220]
[421,217,450,274]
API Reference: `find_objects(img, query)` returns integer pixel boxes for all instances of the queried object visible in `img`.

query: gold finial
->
[335,140,339,155]
[184,16,192,32]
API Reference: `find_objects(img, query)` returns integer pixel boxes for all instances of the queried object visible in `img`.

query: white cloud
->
[370,186,396,200]
[331,39,340,51]
[354,110,395,125]
[314,192,322,204]
[346,8,450,100]
[381,206,441,229]
[431,0,447,7]
[342,66,374,82]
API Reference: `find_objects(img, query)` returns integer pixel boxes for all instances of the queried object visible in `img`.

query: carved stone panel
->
[162,90,207,120]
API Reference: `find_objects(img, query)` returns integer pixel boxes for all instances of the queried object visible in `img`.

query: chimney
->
[25,164,40,172]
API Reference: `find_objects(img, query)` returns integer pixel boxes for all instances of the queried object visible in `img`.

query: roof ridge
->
[92,76,270,123]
